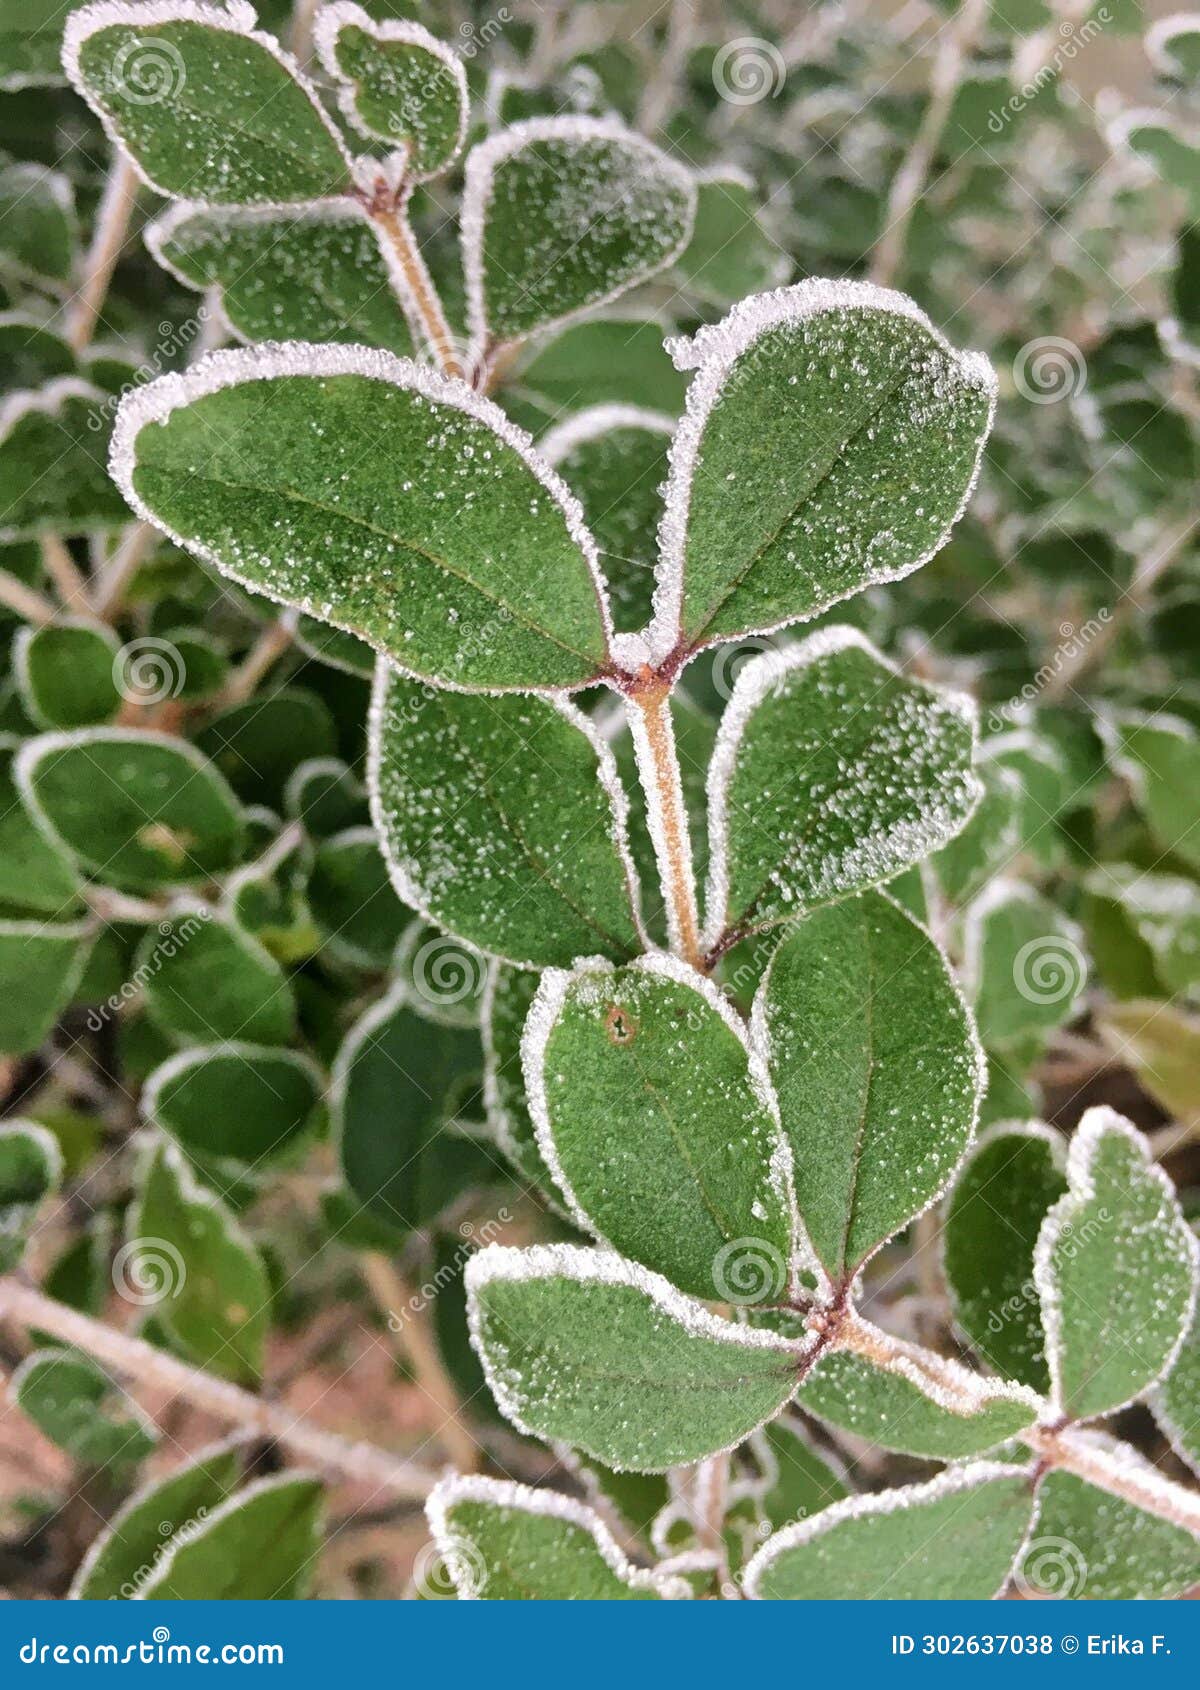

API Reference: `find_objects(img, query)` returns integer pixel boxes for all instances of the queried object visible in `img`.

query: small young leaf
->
[137,909,295,1047]
[15,618,122,729]
[1103,709,1200,873]
[314,4,467,178]
[425,1475,689,1600]
[112,344,614,692]
[137,1472,324,1599]
[943,1122,1067,1392]
[704,629,980,948]
[0,381,126,542]
[1035,1107,1198,1421]
[284,758,367,841]
[306,825,408,969]
[1084,864,1200,995]
[370,666,642,966]
[744,1463,1035,1600]
[17,728,244,891]
[930,758,1023,908]
[0,164,76,284]
[195,687,335,808]
[0,316,77,390]
[754,890,982,1285]
[525,955,791,1301]
[466,1243,804,1471]
[0,918,94,1053]
[11,1347,156,1472]
[1021,1467,1200,1600]
[965,880,1088,1050]
[144,1043,321,1169]
[649,280,995,657]
[462,117,696,346]
[64,1,351,205]
[1096,1000,1200,1129]
[0,1119,62,1271]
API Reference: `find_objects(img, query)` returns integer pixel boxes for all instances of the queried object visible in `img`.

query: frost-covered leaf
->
[526,955,791,1301]
[1020,1466,1200,1600]
[1110,113,1200,218]
[425,1475,688,1600]
[11,1347,156,1472]
[64,1,351,205]
[370,666,641,966]
[704,630,980,948]
[137,910,295,1046]
[649,281,995,657]
[306,825,407,969]
[466,1244,804,1471]
[673,171,788,307]
[0,918,94,1053]
[462,117,696,346]
[965,881,1088,1050]
[148,203,413,355]
[744,1464,1035,1600]
[755,890,981,1286]
[1084,866,1200,995]
[481,962,561,1199]
[16,728,244,891]
[1103,710,1200,873]
[71,1436,243,1599]
[0,1119,61,1271]
[1149,14,1200,81]
[943,1122,1066,1392]
[930,759,1023,908]
[1155,1227,1200,1478]
[284,758,367,841]
[112,345,614,692]
[0,381,127,542]
[129,1141,269,1384]
[0,164,76,284]
[1036,1108,1198,1421]
[314,4,467,178]
[137,1473,324,1599]
[335,983,485,1235]
[15,619,122,729]
[144,1043,321,1170]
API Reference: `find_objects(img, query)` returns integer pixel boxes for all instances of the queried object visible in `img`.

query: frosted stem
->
[91,521,157,618]
[0,569,56,625]
[66,155,139,353]
[359,1252,481,1475]
[869,0,989,288]
[0,1277,442,1500]
[369,197,464,379]
[626,684,703,969]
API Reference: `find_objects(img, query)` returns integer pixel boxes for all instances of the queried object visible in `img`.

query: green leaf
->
[1035,1107,1198,1421]
[425,1476,688,1600]
[649,280,995,656]
[15,618,122,728]
[462,117,696,345]
[0,1119,61,1271]
[335,983,484,1234]
[194,687,335,808]
[704,630,980,947]
[673,171,788,307]
[112,345,614,692]
[755,1417,848,1530]
[138,1473,324,1598]
[0,164,76,284]
[744,1464,1034,1599]
[0,917,94,1053]
[147,202,414,356]
[0,754,81,915]
[466,1243,802,1471]
[943,1122,1067,1392]
[0,316,77,390]
[128,1141,269,1383]
[1084,864,1200,995]
[0,0,85,87]
[314,4,467,177]
[137,910,295,1048]
[370,667,642,966]
[481,962,562,1199]
[71,1436,244,1598]
[755,891,981,1285]
[17,728,245,891]
[930,758,1022,907]
[306,825,408,969]
[11,1346,156,1472]
[1103,709,1200,872]
[394,920,485,1028]
[526,955,791,1301]
[144,1043,321,1169]
[64,4,351,205]
[284,758,367,840]
[796,1342,1037,1459]
[512,314,688,427]
[965,880,1088,1050]
[0,380,127,542]
[1019,1468,1200,1599]
[1154,1228,1200,1477]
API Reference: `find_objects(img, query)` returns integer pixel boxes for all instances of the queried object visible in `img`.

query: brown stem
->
[1028,1425,1200,1537]
[625,683,702,968]
[40,536,89,610]
[91,521,157,619]
[0,569,56,625]
[0,1278,441,1500]
[220,611,297,707]
[66,156,139,354]
[369,196,463,379]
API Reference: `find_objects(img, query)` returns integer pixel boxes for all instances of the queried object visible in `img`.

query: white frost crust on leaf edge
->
[142,1041,323,1152]
[0,377,120,542]
[459,116,698,363]
[741,1460,1038,1600]
[366,658,647,968]
[479,962,571,1216]
[519,950,799,1286]
[329,974,415,1192]
[13,616,120,733]
[426,1473,693,1600]
[961,876,1088,1008]
[131,899,289,1042]
[312,3,468,179]
[62,2,355,201]
[1033,1105,1200,1421]
[10,1341,161,1446]
[748,883,986,1289]
[132,1469,323,1598]
[701,624,982,954]
[646,278,997,666]
[539,403,676,466]
[1145,13,1200,75]
[108,340,618,695]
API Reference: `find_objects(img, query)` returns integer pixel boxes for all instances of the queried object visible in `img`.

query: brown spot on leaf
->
[604,1004,638,1045]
